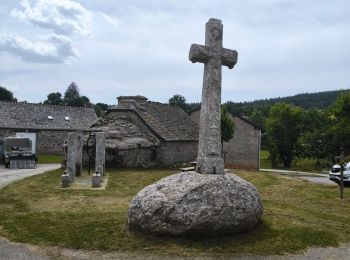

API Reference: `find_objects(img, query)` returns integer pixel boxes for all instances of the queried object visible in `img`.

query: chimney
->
[117,96,148,111]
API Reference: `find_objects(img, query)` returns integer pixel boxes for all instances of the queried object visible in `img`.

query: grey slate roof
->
[0,101,97,131]
[140,102,199,141]
[109,99,199,141]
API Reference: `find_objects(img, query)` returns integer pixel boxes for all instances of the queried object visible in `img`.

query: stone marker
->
[127,18,262,236]
[75,133,83,177]
[92,172,101,188]
[95,132,106,178]
[60,170,70,188]
[66,133,77,182]
[189,18,238,175]
[66,132,83,182]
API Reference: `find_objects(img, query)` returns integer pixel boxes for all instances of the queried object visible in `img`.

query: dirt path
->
[0,164,61,190]
[1,237,350,260]
[260,168,337,186]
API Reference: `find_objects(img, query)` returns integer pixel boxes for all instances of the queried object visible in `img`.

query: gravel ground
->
[1,237,350,260]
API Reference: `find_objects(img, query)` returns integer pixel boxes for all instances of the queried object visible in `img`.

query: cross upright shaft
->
[189,18,238,174]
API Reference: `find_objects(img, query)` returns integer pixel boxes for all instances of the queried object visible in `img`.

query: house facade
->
[92,96,199,168]
[0,101,97,155]
[190,108,261,170]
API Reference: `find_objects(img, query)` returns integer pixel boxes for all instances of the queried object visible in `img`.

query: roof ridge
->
[0,100,95,110]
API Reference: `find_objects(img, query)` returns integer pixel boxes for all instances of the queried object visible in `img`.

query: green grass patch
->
[37,154,64,164]
[0,168,349,257]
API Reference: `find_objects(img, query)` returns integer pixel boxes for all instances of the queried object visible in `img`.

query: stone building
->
[92,96,199,168]
[0,101,97,155]
[190,108,261,170]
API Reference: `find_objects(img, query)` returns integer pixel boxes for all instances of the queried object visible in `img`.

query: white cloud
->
[99,12,119,27]
[0,32,78,63]
[11,0,92,36]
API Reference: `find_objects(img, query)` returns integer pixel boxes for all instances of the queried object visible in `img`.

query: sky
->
[0,0,349,105]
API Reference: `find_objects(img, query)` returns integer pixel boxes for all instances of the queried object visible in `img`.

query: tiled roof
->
[108,98,199,141]
[0,101,97,131]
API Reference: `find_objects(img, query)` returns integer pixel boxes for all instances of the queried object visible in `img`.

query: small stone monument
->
[60,170,70,188]
[127,18,263,236]
[92,171,102,188]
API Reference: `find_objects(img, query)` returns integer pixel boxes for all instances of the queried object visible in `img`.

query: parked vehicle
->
[0,137,36,169]
[329,162,350,186]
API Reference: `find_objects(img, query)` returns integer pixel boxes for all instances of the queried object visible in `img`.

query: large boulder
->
[127,171,263,236]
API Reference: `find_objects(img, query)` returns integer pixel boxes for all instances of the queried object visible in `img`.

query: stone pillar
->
[75,133,83,177]
[66,133,77,181]
[95,132,106,178]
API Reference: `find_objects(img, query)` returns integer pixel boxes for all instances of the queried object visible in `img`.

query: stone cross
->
[189,18,238,174]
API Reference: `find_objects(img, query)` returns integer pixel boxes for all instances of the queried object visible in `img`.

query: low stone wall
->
[157,140,198,167]
[109,148,156,168]
[100,140,197,168]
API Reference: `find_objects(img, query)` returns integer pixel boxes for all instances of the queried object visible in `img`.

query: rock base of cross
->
[196,157,224,174]
[127,171,263,236]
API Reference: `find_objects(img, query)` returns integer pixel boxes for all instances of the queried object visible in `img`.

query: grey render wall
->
[224,116,260,170]
[157,140,198,167]
[190,109,261,170]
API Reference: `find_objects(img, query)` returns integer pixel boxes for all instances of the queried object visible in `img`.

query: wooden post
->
[339,152,345,199]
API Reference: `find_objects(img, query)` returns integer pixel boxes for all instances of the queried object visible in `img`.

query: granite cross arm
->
[189,44,237,69]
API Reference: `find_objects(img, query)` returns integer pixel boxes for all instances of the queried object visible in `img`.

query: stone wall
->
[0,129,15,139]
[157,140,198,167]
[37,130,70,155]
[0,129,72,155]
[223,116,261,170]
[105,147,156,168]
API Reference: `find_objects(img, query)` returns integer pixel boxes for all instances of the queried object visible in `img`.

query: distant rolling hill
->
[224,89,349,115]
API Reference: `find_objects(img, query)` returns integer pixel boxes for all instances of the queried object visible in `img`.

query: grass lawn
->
[0,168,350,257]
[37,154,64,164]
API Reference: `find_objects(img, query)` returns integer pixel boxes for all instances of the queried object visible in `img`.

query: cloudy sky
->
[0,0,349,105]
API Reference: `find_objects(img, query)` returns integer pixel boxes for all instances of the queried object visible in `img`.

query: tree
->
[44,92,63,105]
[63,82,84,107]
[80,95,92,107]
[266,103,303,168]
[0,86,17,102]
[249,109,266,130]
[330,92,350,156]
[169,94,187,111]
[221,106,235,145]
[94,103,109,117]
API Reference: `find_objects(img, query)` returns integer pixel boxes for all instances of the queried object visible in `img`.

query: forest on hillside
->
[224,89,347,116]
